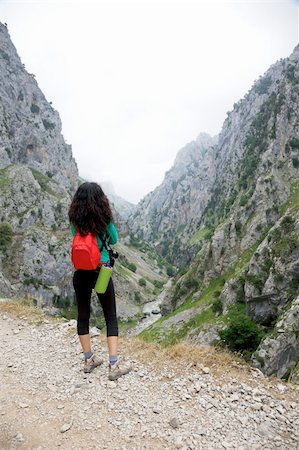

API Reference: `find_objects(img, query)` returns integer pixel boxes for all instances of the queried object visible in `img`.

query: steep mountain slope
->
[129,132,218,263]
[131,45,299,380]
[0,23,166,316]
[0,22,78,302]
[0,24,77,191]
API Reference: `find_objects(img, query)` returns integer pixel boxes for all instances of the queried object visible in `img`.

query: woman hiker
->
[68,182,131,380]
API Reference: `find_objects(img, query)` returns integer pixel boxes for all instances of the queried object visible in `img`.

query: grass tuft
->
[0,298,45,322]
[124,336,249,379]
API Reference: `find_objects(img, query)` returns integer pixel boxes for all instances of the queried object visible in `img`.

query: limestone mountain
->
[129,132,218,264]
[0,24,78,191]
[130,45,299,380]
[0,22,78,303]
[0,23,166,314]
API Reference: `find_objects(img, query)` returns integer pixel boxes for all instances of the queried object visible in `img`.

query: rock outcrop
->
[252,296,299,379]
[129,132,218,264]
[0,23,78,191]
[131,45,299,379]
[0,22,78,303]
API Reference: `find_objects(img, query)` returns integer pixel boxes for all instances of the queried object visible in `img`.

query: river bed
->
[128,279,172,335]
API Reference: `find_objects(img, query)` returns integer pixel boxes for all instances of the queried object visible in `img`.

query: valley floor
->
[0,300,298,450]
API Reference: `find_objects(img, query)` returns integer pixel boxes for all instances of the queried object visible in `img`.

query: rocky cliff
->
[129,132,218,263]
[131,45,299,380]
[0,24,78,191]
[0,23,166,315]
[0,22,78,303]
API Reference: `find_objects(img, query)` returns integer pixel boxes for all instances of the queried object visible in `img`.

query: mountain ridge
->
[130,44,299,380]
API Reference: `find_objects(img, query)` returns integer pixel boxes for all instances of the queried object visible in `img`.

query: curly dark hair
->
[68,182,113,236]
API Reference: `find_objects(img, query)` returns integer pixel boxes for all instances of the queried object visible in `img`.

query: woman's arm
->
[107,221,118,244]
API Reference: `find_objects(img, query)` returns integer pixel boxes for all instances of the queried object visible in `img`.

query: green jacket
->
[70,221,118,263]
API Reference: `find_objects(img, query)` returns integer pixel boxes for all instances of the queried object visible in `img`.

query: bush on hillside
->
[153,280,164,289]
[0,223,13,251]
[212,298,223,314]
[166,265,175,277]
[119,254,137,272]
[138,278,146,287]
[219,311,264,357]
[127,262,137,272]
[183,277,199,290]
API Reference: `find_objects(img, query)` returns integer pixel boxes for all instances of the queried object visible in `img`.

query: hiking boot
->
[84,355,104,373]
[108,359,132,381]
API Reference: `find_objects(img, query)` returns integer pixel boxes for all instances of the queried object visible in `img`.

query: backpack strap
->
[97,234,116,267]
[98,234,110,252]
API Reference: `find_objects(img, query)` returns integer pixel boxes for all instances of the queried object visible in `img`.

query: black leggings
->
[73,270,118,337]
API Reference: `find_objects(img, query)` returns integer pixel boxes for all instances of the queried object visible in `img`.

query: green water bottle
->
[95,264,113,294]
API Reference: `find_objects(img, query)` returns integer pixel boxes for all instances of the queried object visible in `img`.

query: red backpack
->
[71,233,101,270]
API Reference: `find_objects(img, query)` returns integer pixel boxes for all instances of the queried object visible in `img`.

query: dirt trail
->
[0,305,298,450]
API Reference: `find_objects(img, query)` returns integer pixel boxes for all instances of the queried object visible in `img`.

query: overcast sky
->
[0,0,298,203]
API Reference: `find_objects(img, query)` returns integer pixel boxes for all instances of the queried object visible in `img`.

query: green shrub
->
[61,304,77,320]
[173,283,188,302]
[0,49,10,62]
[153,280,164,289]
[0,223,13,251]
[292,157,299,168]
[31,169,49,191]
[42,119,55,130]
[285,64,296,81]
[178,287,188,297]
[273,235,298,257]
[239,195,248,207]
[30,104,40,114]
[23,277,40,289]
[235,221,242,236]
[219,312,264,354]
[183,277,199,290]
[178,266,188,276]
[127,262,137,272]
[53,295,71,309]
[119,254,137,272]
[287,276,299,300]
[203,227,215,240]
[138,278,146,287]
[166,265,175,277]
[269,227,281,243]
[134,291,141,303]
[212,298,223,314]
[274,272,284,283]
[254,76,272,95]
[246,273,266,293]
[281,215,295,230]
[288,138,299,149]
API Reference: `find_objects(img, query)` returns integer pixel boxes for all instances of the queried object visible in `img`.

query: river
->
[127,279,172,335]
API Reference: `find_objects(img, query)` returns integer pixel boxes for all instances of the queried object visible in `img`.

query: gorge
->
[0,21,298,381]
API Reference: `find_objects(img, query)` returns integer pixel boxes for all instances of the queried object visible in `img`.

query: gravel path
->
[0,308,298,450]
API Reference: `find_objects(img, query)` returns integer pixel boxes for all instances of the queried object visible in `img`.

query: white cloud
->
[0,0,298,203]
